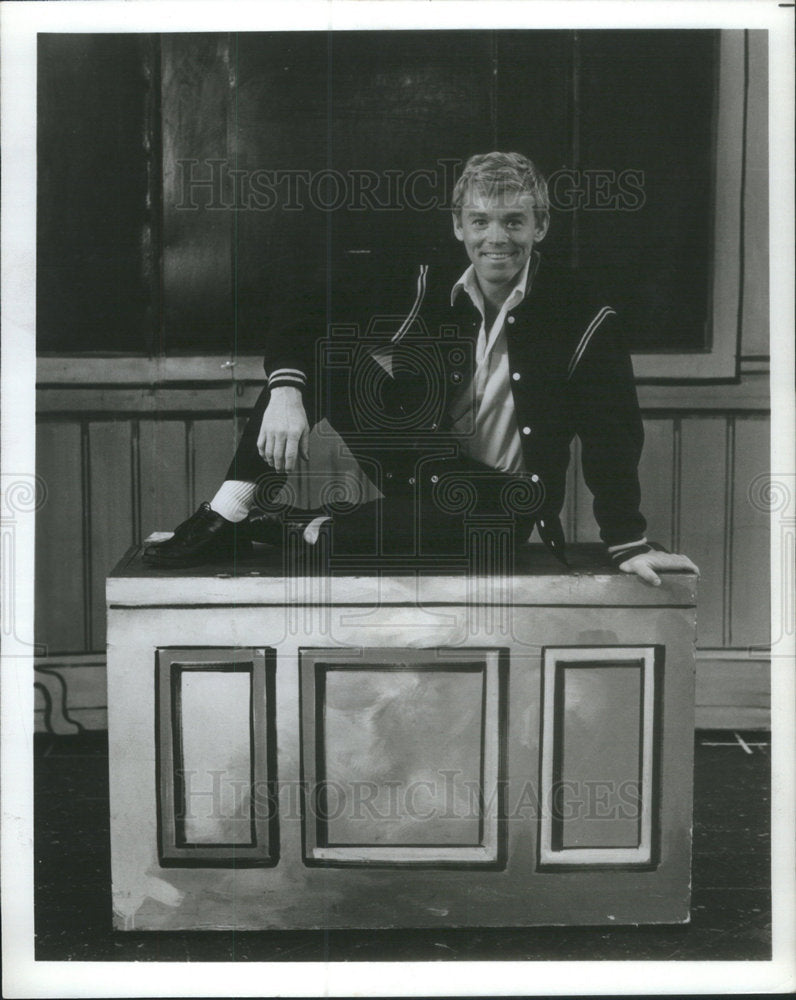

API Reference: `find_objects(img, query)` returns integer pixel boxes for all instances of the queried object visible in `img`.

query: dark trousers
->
[227,386,539,561]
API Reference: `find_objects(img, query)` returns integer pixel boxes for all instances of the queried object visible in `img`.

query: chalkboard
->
[37,34,160,354]
[37,30,718,358]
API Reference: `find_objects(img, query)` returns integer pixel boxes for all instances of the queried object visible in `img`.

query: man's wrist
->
[608,537,650,566]
[269,385,303,400]
[609,539,669,566]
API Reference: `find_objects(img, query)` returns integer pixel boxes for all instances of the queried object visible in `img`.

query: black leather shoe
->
[142,502,252,567]
[240,508,327,547]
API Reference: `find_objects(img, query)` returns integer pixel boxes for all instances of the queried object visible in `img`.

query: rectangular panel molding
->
[156,647,278,867]
[300,647,507,867]
[539,646,661,869]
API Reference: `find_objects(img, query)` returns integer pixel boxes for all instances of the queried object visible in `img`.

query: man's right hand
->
[257,386,310,472]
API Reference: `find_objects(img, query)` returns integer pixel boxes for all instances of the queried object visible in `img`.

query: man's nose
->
[485,221,507,243]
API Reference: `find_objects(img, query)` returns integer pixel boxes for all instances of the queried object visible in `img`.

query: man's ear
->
[534,214,550,243]
[452,212,464,242]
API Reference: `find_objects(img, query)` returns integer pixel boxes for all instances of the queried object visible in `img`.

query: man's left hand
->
[618,551,700,587]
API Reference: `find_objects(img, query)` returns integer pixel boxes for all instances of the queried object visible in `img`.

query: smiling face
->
[453,187,548,297]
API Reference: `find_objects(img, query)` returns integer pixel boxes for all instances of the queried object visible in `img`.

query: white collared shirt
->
[448,258,531,475]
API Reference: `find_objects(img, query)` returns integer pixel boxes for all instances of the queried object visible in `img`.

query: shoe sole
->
[141,538,253,568]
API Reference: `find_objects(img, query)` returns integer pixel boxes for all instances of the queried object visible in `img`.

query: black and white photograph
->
[1,1,794,997]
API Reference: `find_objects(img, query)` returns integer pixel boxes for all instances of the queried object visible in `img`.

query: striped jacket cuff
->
[608,538,668,566]
[610,543,651,565]
[267,368,307,391]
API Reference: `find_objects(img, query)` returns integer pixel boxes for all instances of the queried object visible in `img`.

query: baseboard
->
[694,651,771,730]
[695,706,771,729]
[34,656,107,734]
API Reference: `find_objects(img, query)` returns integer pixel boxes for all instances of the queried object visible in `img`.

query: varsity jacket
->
[263,252,650,564]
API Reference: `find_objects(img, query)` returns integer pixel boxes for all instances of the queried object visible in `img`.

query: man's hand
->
[257,386,310,472]
[618,551,700,587]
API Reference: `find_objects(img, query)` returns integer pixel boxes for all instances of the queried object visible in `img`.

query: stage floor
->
[34,729,771,961]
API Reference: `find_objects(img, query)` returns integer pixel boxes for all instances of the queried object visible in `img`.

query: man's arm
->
[570,309,646,546]
[570,309,699,585]
[260,295,321,471]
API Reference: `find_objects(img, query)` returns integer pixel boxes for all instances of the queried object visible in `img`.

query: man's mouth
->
[481,251,516,261]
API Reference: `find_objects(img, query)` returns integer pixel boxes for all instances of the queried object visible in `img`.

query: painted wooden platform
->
[106,544,697,930]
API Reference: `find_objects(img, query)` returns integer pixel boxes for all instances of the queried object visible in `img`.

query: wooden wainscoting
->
[34,376,772,731]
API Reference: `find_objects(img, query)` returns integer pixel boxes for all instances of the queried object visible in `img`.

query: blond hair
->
[451,152,550,228]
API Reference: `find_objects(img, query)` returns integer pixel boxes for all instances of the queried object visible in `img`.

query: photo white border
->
[2,1,794,997]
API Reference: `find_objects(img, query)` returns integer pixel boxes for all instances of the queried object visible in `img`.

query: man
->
[145,151,698,585]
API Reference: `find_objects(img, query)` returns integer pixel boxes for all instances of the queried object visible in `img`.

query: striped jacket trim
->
[391,264,429,343]
[609,543,651,565]
[268,367,307,389]
[566,305,617,381]
[608,536,649,554]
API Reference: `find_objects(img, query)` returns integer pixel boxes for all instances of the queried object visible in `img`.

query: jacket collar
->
[450,249,542,308]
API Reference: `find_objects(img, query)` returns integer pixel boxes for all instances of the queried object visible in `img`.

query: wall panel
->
[731,416,770,648]
[35,422,86,653]
[89,422,134,651]
[637,419,675,550]
[191,418,238,505]
[572,419,677,550]
[679,417,727,646]
[139,419,190,539]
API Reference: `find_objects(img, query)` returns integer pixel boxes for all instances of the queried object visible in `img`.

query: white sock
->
[303,515,331,545]
[209,480,257,523]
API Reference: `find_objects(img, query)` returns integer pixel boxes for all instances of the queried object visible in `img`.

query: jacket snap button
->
[507,316,515,324]
[451,372,462,384]
[386,472,393,480]
[408,477,416,486]
[430,475,439,484]
[531,474,539,483]
[522,426,532,435]
[540,519,545,527]
[512,372,521,381]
